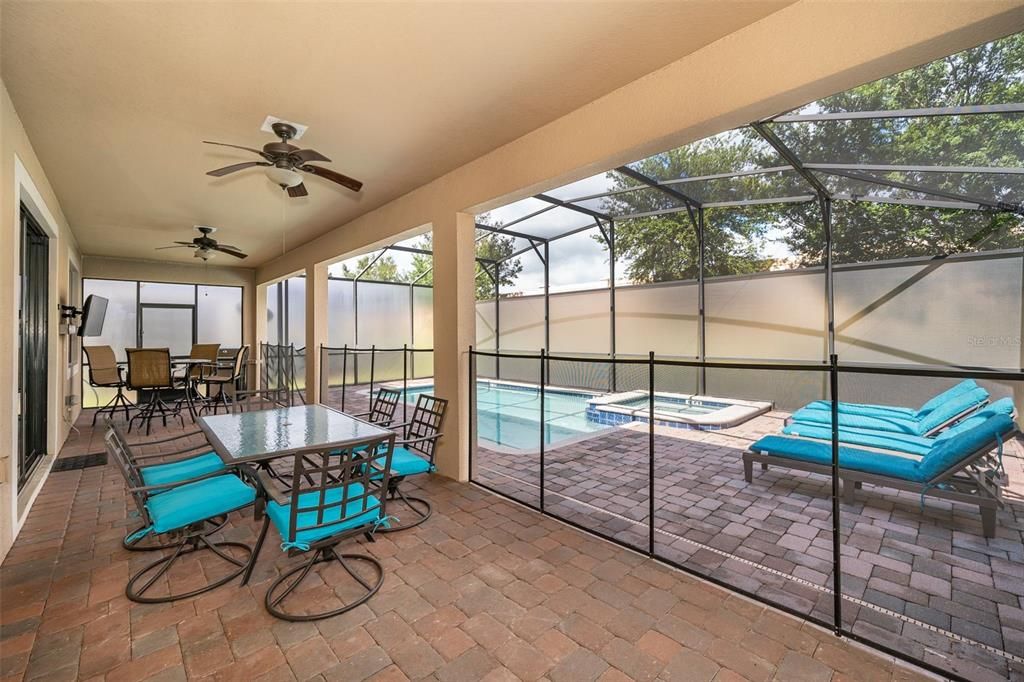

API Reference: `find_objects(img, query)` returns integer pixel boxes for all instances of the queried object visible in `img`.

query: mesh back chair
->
[126,347,183,434]
[83,345,134,424]
[109,422,230,552]
[353,387,401,426]
[244,433,396,621]
[104,422,256,603]
[203,345,249,414]
[376,394,448,532]
[174,343,220,419]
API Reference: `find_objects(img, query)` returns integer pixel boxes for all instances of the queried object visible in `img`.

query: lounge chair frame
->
[743,427,1016,538]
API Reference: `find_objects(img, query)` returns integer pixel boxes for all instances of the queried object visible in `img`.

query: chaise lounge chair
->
[743,413,1015,537]
[781,397,1015,456]
[786,381,989,436]
[799,379,979,419]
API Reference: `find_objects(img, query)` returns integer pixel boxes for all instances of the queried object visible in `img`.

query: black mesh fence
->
[467,349,1024,681]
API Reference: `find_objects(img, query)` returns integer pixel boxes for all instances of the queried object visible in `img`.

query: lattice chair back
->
[281,433,396,551]
[369,388,401,426]
[104,422,150,527]
[126,348,173,390]
[404,394,448,465]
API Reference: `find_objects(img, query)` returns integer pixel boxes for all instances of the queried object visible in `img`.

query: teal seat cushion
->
[918,379,979,415]
[141,453,225,488]
[935,398,1015,441]
[267,483,382,548]
[802,379,980,421]
[389,447,433,476]
[146,474,255,534]
[751,436,923,480]
[917,414,1014,481]
[789,408,923,435]
[781,422,934,456]
[916,387,989,433]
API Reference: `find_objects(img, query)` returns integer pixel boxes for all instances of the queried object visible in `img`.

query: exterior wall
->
[256,1,1024,481]
[0,80,82,562]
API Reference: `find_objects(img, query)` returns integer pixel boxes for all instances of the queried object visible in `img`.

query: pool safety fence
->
[468,347,1024,682]
[320,344,434,423]
[259,343,304,407]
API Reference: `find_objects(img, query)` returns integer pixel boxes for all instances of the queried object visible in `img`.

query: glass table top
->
[199,405,393,463]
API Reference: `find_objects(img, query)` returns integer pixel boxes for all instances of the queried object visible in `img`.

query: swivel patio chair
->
[104,424,257,603]
[126,347,184,434]
[245,432,396,621]
[109,422,230,552]
[353,387,401,426]
[83,345,134,424]
[375,394,448,532]
[174,343,220,418]
[202,345,249,415]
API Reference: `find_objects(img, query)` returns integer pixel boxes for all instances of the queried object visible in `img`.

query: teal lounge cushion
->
[802,379,980,421]
[751,436,922,480]
[267,483,382,547]
[781,422,934,456]
[916,414,1014,481]
[916,387,989,433]
[935,398,1015,441]
[141,453,225,488]
[389,447,433,476]
[788,408,923,434]
[146,474,255,534]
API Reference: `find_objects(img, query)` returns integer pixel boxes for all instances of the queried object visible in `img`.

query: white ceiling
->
[2,1,790,266]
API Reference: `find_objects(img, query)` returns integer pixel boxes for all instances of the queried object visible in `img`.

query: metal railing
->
[320,344,433,423]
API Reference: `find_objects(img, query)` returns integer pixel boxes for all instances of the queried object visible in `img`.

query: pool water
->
[619,397,719,416]
[402,383,605,450]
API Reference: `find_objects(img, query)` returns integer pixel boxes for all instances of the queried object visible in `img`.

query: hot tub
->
[586,391,772,430]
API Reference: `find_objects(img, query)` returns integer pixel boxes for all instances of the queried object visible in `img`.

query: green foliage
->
[605,34,1024,283]
[338,254,404,282]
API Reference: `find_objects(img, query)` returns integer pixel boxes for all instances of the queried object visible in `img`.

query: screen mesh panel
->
[615,282,699,357]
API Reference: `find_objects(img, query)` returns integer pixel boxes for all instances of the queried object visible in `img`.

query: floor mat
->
[51,452,107,472]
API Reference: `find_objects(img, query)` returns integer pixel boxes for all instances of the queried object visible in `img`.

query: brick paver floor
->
[0,410,939,681]
[473,412,1024,682]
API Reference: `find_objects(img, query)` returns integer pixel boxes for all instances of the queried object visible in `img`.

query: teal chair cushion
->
[917,387,989,434]
[789,408,923,435]
[750,436,924,481]
[146,474,255,534]
[388,447,433,476]
[935,398,1015,441]
[916,413,1014,481]
[140,453,225,488]
[267,483,382,548]
[918,379,979,415]
[781,422,934,456]
[801,379,980,421]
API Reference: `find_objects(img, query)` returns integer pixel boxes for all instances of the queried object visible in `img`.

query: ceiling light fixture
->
[265,165,304,188]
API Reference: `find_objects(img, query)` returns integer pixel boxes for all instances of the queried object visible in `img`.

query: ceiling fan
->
[203,121,363,197]
[156,226,247,261]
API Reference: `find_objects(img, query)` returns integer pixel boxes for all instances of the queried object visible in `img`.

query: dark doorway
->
[19,204,49,489]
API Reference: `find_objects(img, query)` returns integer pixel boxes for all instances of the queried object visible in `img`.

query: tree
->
[404,224,524,299]
[602,34,1024,282]
[339,254,404,282]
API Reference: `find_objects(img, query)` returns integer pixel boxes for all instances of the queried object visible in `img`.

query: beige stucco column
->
[253,283,268,389]
[431,211,476,481]
[305,263,328,404]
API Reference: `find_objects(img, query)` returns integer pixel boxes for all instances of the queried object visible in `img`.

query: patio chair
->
[126,347,184,434]
[202,345,249,415]
[83,345,134,425]
[743,413,1016,537]
[109,422,229,551]
[786,384,989,437]
[781,397,1015,456]
[174,342,220,417]
[352,387,401,426]
[799,379,980,420]
[245,432,396,621]
[104,423,257,603]
[374,394,448,532]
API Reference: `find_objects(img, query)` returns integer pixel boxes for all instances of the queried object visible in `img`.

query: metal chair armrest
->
[256,469,290,506]
[127,430,206,447]
[396,432,442,447]
[127,467,236,493]
[130,444,218,462]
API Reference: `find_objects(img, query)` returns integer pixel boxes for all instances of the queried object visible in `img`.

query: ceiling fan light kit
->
[155,225,248,260]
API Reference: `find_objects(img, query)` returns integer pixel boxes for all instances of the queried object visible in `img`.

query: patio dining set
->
[103,386,448,621]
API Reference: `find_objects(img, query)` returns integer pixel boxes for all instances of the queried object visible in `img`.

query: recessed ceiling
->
[1,1,792,266]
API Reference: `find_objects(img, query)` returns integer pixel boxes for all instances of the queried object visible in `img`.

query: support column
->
[254,283,268,390]
[305,262,328,404]
[432,212,476,481]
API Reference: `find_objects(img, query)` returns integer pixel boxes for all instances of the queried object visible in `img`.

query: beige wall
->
[0,80,82,561]
[253,1,1024,481]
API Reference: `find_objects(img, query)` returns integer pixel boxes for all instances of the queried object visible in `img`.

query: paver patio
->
[0,410,939,682]
[473,411,1024,682]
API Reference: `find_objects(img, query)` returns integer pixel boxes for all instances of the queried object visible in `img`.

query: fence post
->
[319,344,327,406]
[369,345,376,409]
[341,344,348,412]
[540,348,546,513]
[829,353,843,635]
[402,343,409,423]
[648,351,655,557]
[468,346,475,483]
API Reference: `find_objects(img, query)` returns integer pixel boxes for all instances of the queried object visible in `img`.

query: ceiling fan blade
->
[216,243,242,252]
[291,149,331,164]
[206,161,270,177]
[155,245,194,250]
[203,141,266,156]
[212,245,248,259]
[287,183,309,198]
[174,241,197,246]
[302,165,363,192]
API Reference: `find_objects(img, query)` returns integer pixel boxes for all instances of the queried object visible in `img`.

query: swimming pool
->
[402,381,607,450]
